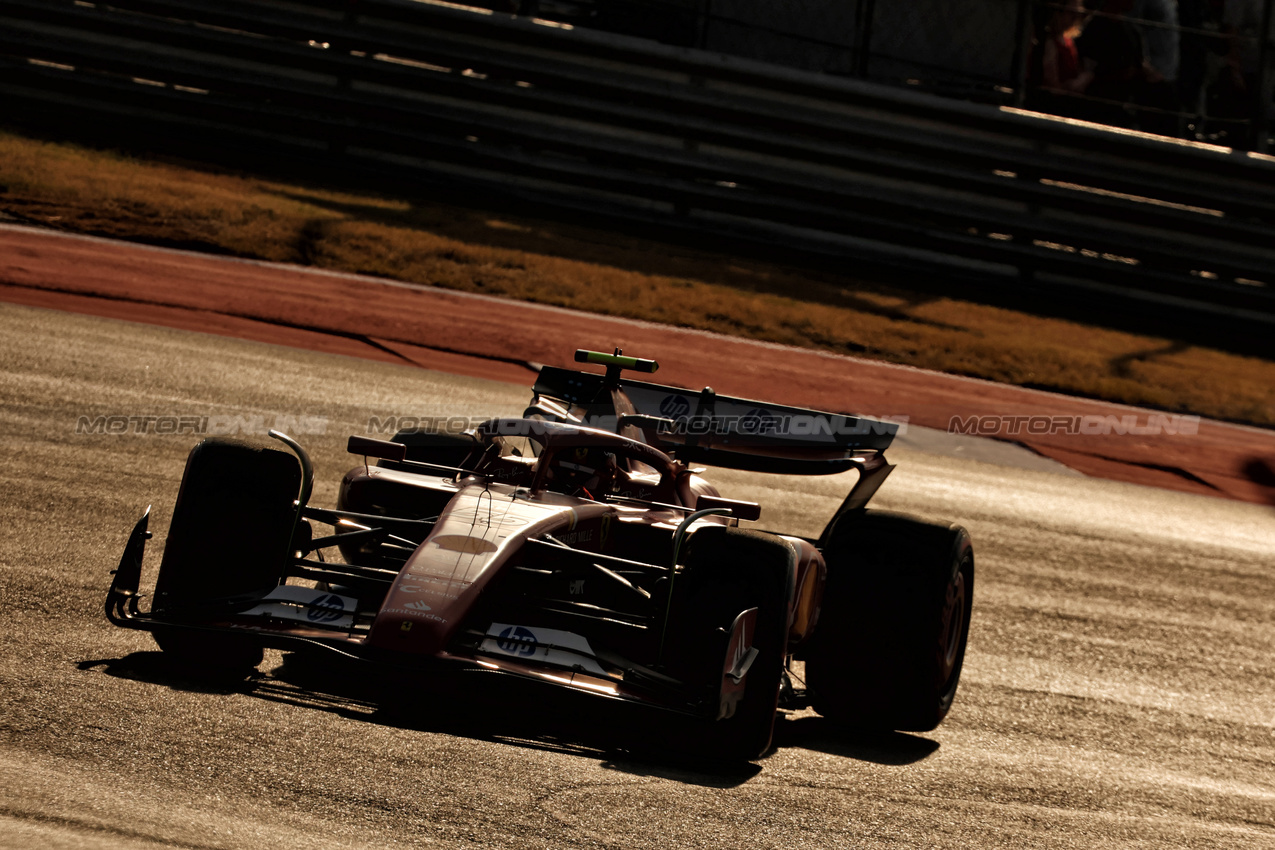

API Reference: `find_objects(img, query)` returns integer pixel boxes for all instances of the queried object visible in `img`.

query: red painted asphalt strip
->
[2,223,1272,506]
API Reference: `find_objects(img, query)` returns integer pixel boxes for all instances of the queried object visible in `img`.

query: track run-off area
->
[0,227,1273,848]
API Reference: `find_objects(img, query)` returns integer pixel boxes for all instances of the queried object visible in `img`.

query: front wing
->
[106,508,759,721]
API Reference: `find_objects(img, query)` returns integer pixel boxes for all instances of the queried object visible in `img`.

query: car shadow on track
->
[81,650,763,786]
[82,651,937,780]
[80,651,274,696]
[774,716,940,765]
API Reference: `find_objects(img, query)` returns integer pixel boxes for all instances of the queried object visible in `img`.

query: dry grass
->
[2,129,1273,427]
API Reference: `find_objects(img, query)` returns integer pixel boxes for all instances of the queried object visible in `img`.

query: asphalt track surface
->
[2,303,1273,848]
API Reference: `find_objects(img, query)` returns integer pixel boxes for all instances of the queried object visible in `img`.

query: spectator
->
[1177,0,1222,128]
[1029,0,1097,118]
[1132,0,1185,134]
[1076,0,1148,124]
[1132,0,1181,82]
[1043,0,1097,94]
[1222,0,1264,92]
[1202,0,1272,146]
[1078,0,1183,134]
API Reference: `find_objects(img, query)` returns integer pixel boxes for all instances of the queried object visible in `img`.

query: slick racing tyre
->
[805,510,973,732]
[670,527,796,763]
[151,439,302,672]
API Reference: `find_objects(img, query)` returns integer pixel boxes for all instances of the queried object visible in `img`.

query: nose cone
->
[368,571,474,655]
[366,483,609,656]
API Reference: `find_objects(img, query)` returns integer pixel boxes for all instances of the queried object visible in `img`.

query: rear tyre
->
[151,439,302,673]
[805,510,973,732]
[670,527,795,762]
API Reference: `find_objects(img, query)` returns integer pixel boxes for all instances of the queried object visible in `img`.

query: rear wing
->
[532,365,898,475]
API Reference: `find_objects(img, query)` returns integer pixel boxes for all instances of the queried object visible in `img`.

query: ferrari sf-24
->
[107,349,973,761]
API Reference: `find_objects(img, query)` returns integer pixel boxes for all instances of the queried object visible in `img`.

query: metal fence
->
[507,0,1275,151]
[1,0,1273,351]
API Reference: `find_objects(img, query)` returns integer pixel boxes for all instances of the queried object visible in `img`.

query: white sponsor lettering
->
[241,586,356,629]
[480,623,607,676]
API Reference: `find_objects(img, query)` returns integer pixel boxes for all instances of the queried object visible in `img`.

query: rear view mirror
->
[695,494,761,522]
[347,436,407,463]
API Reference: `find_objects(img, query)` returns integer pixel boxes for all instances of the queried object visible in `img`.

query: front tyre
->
[151,439,302,674]
[805,511,974,732]
[669,527,796,762]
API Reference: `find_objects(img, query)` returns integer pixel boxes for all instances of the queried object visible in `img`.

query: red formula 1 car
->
[107,349,973,761]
